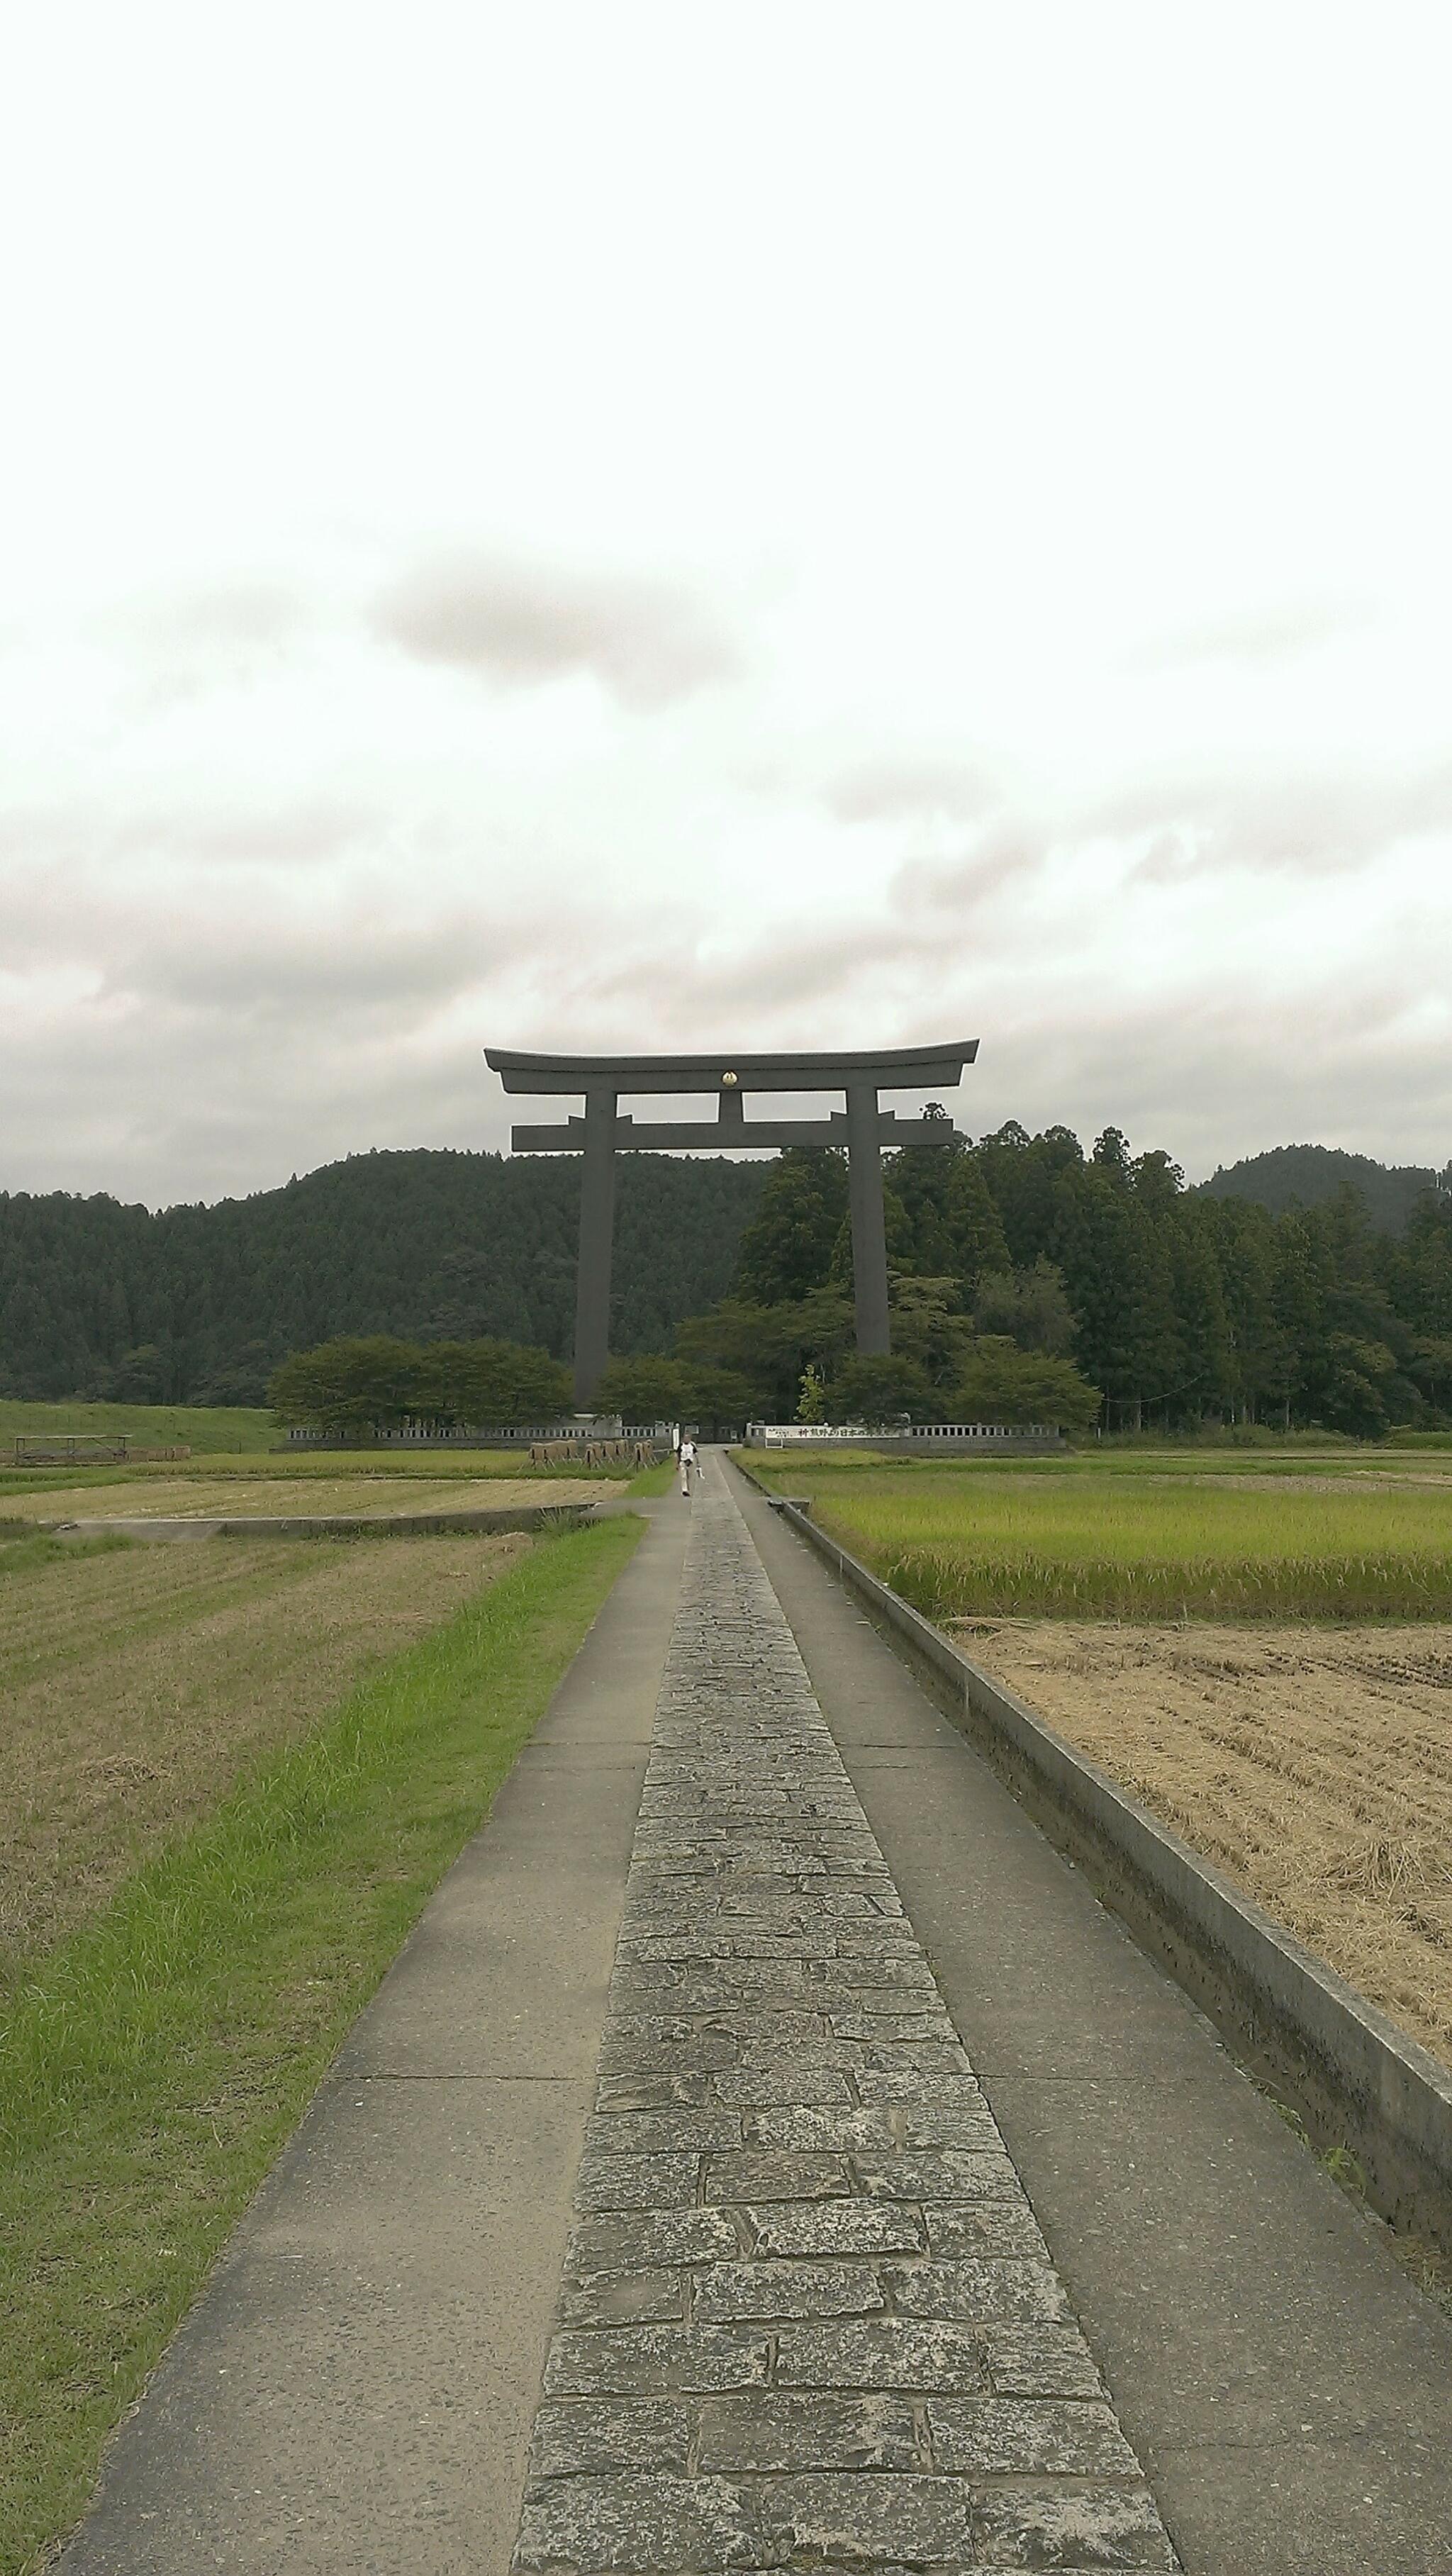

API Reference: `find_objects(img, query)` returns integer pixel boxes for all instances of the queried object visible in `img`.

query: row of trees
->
[685,1116,1452,1437]
[0,1149,766,1405]
[8,1120,1451,1438]
[596,1274,1102,1432]
[265,1299,1101,1442]
[269,1337,574,1437]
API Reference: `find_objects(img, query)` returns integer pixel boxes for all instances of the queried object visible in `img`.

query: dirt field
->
[956,1616,1452,2070]
[1,1532,526,1970]
[8,1472,620,1521]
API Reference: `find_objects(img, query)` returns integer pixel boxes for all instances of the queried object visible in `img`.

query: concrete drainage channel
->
[756,1483,1452,2259]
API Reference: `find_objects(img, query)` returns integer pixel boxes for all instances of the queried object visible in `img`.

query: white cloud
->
[824,759,995,825]
[1129,597,1377,671]
[1,6,1450,1204]
[373,552,742,709]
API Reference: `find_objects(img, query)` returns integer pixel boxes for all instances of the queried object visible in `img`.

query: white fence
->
[286,1417,626,1446]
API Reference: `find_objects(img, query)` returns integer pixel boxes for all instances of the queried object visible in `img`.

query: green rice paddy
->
[740,1454,1452,1619]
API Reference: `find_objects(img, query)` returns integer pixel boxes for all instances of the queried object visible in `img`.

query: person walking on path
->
[678,1434,698,1495]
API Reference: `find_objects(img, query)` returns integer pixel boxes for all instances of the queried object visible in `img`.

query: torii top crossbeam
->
[487,1041,976,1094]
[484,1040,979,1405]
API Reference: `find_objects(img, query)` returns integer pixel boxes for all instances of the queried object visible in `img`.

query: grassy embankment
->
[0,1400,644,1510]
[0,1398,276,1454]
[627,1456,679,1498]
[0,1512,641,2576]
[739,1450,1452,1619]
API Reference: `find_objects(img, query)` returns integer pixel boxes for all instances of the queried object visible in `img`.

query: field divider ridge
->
[739,1468,1452,2253]
[46,1501,604,1541]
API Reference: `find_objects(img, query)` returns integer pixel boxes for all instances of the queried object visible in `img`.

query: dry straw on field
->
[963,1618,1452,2070]
[0,1531,526,1970]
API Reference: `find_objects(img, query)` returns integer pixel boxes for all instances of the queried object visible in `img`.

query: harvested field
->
[957,1616,1452,2070]
[1,1520,641,2575]
[8,1471,620,1523]
[0,1530,527,1971]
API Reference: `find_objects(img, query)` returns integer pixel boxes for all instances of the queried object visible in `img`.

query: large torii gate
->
[485,1040,978,1407]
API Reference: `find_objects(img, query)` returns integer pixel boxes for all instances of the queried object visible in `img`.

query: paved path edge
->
[752,1475,1452,2250]
[732,1456,1452,2576]
[53,1501,687,2574]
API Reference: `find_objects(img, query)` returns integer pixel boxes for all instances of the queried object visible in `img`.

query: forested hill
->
[5,1127,1450,1419]
[1197,1144,1450,1234]
[0,1149,767,1404]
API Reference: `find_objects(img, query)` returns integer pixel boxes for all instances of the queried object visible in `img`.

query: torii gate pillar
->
[845,1081,891,1355]
[575,1086,618,1407]
[485,1042,978,1408]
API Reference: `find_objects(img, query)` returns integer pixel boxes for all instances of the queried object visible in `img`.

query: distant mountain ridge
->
[1196,1142,1451,1233]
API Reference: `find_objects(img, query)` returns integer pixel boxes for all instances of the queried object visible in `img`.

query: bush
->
[406,1339,571,1426]
[596,1355,695,1424]
[946,1337,1102,1435]
[596,1354,754,1435]
[830,1354,936,1424]
[268,1335,570,1437]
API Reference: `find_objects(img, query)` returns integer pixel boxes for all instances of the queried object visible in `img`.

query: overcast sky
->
[4,6,1450,1208]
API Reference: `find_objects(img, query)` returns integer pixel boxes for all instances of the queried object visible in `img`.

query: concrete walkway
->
[513,1468,1175,2572]
[57,1454,1452,2573]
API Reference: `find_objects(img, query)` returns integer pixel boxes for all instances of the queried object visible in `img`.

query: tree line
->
[4,1125,1450,1437]
[671,1115,1451,1437]
[0,1148,764,1405]
[268,1336,576,1437]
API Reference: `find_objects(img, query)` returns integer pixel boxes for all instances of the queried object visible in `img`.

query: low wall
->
[54,1502,601,1543]
[13,1440,192,1465]
[795,1434,1066,1456]
[280,1424,603,1451]
[745,1423,1065,1453]
[748,1475,1452,2252]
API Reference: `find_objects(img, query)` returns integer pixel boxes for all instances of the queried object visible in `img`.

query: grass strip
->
[0,1532,133,1578]
[628,1457,678,1497]
[0,1515,640,2576]
[0,1450,644,1502]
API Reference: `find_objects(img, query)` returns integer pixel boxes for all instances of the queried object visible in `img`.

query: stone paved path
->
[512,1468,1180,2573]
